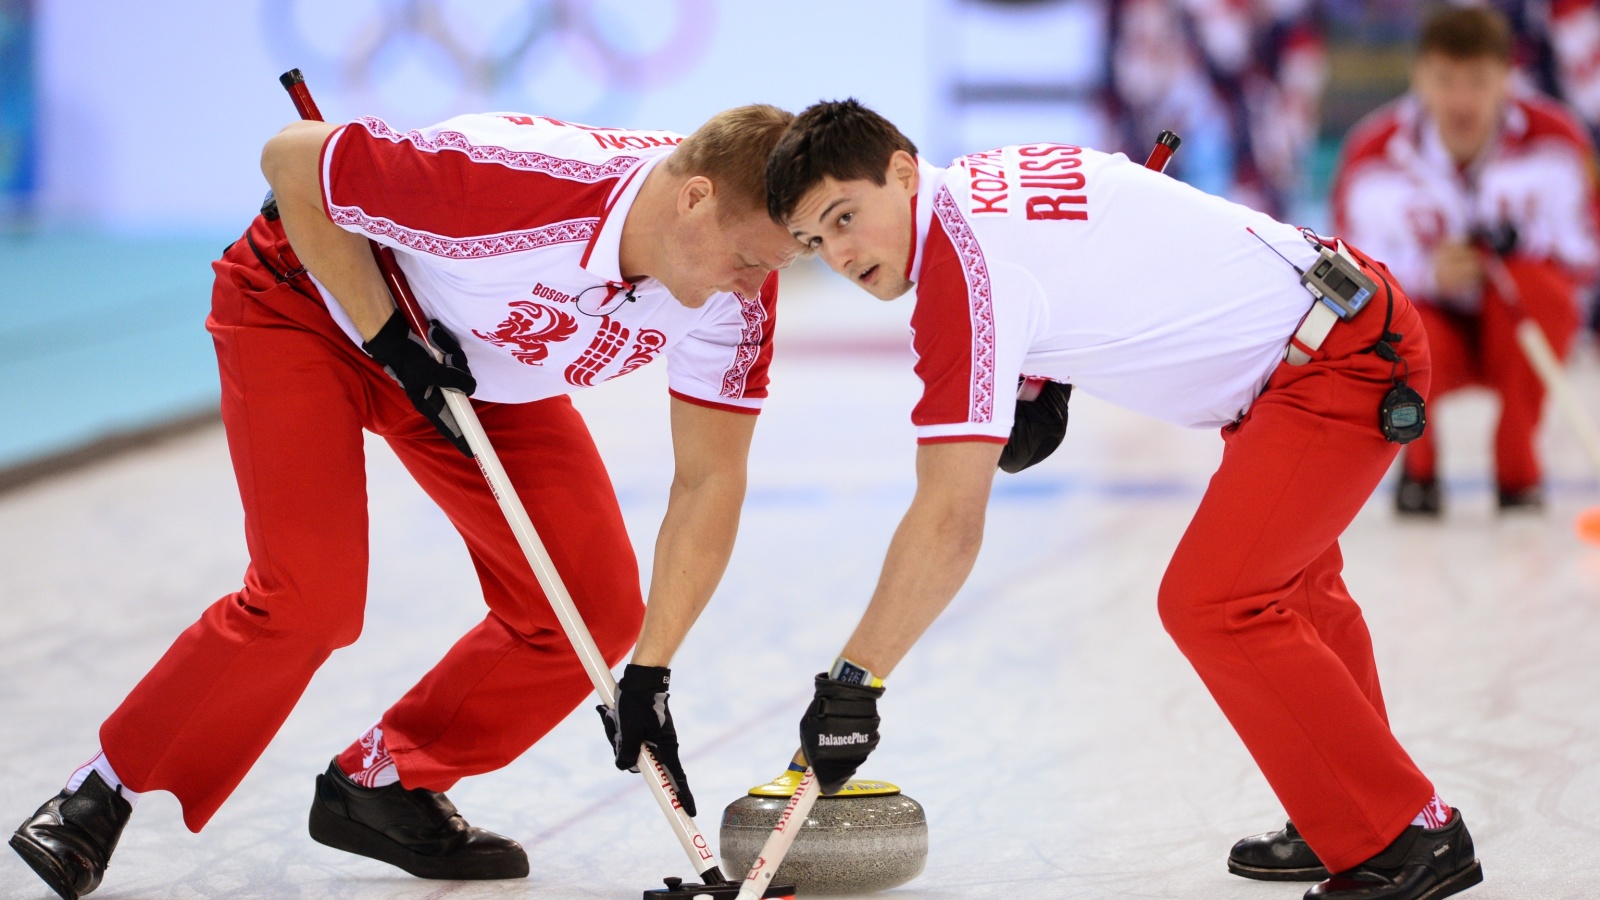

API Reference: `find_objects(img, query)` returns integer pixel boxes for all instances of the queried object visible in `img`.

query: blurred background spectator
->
[1101,0,1327,219]
[1495,0,1600,140]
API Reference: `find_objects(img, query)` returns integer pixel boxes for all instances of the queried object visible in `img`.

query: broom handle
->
[1144,130,1181,172]
[734,770,821,900]
[1515,318,1600,473]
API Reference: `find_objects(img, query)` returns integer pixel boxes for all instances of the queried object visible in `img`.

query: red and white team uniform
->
[1334,91,1600,491]
[906,147,1319,441]
[906,145,1438,872]
[317,115,774,412]
[96,115,776,831]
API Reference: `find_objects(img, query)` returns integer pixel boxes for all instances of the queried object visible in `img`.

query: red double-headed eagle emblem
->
[472,301,579,365]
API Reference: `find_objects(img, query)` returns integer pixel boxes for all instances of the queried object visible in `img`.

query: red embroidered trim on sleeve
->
[326,210,597,259]
[719,285,771,399]
[931,186,997,423]
[357,117,637,182]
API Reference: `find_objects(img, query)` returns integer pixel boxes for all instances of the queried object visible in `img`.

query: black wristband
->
[812,675,885,706]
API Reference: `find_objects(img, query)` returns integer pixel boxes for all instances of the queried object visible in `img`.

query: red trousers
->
[99,216,645,832]
[1159,255,1436,874]
[1402,257,1581,492]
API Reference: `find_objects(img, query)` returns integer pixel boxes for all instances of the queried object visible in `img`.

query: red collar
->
[579,159,650,272]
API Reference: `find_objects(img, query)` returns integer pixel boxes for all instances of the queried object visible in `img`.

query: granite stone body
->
[719,793,928,894]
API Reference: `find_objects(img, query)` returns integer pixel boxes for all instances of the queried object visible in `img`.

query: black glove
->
[362,310,478,457]
[799,674,884,795]
[998,380,1071,474]
[1472,221,1519,257]
[597,664,697,817]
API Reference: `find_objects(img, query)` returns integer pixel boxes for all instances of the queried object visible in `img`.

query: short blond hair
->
[666,104,795,218]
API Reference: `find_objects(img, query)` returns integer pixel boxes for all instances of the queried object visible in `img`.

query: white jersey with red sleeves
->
[315,113,776,412]
[1332,91,1600,311]
[906,147,1322,442]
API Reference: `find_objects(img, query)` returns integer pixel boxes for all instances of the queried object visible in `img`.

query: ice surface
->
[2,263,1598,898]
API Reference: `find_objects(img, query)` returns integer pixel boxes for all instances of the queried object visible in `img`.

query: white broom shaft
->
[1514,320,1600,475]
[385,241,718,877]
[736,769,822,900]
[392,267,721,878]
[436,362,719,877]
[441,390,615,698]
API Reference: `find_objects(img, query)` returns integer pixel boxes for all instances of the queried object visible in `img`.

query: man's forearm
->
[277,194,396,340]
[838,494,986,678]
[261,121,396,340]
[631,475,746,666]
[835,440,999,678]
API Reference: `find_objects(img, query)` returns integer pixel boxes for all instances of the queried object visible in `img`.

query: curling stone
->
[720,766,928,895]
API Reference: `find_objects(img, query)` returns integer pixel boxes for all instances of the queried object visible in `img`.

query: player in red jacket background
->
[1332,4,1600,515]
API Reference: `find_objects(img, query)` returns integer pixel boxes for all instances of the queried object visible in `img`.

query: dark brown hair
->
[1418,4,1513,62]
[766,99,918,222]
[667,104,796,218]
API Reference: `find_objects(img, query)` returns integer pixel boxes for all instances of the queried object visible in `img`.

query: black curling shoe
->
[1496,485,1544,513]
[9,771,132,900]
[1228,820,1329,881]
[1395,473,1442,517]
[1305,809,1482,900]
[308,760,529,880]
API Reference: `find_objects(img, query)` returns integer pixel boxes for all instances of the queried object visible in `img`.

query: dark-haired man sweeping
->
[753,98,1479,900]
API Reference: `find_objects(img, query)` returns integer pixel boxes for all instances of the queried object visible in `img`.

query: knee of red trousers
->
[225,568,367,652]
[488,552,643,665]
[1157,567,1230,660]
[1157,555,1293,664]
[558,545,644,666]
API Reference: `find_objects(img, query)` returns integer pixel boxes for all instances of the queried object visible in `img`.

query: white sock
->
[66,750,141,808]
[1412,793,1452,829]
[336,721,401,788]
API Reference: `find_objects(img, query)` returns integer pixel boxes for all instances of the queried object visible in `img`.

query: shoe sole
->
[9,832,80,900]
[1227,858,1329,882]
[308,797,529,880]
[1420,859,1484,900]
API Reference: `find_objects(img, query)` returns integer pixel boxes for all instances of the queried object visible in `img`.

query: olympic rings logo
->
[263,0,715,124]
